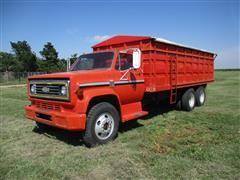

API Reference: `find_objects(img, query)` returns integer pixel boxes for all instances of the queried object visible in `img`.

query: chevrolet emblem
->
[42,86,50,93]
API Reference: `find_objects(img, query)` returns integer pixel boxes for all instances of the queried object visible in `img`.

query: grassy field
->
[0,71,239,179]
[0,79,26,86]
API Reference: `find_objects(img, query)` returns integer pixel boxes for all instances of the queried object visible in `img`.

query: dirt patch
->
[0,84,26,88]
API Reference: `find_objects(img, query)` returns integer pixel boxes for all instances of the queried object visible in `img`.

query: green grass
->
[0,79,27,86]
[0,71,239,179]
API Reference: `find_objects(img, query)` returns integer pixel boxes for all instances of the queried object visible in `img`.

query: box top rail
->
[92,35,216,55]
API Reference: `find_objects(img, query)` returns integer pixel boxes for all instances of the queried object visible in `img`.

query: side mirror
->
[132,49,141,69]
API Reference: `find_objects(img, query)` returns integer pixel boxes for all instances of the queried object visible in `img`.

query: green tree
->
[39,42,61,72]
[58,58,67,72]
[10,41,38,72]
[0,52,19,72]
[70,53,78,65]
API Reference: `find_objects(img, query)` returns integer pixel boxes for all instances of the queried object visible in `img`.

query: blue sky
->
[1,0,239,68]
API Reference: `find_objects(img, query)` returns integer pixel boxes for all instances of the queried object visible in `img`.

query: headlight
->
[30,84,36,94]
[61,86,67,95]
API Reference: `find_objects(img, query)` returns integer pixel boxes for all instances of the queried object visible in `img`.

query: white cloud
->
[92,35,111,42]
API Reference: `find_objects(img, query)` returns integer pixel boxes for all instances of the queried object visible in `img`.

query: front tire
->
[83,102,120,147]
[181,88,196,111]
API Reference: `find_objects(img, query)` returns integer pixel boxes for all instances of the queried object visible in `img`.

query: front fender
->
[73,87,121,114]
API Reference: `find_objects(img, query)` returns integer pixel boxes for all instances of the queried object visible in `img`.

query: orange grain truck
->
[25,35,216,146]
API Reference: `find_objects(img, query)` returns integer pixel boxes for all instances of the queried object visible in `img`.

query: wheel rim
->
[199,90,205,104]
[94,113,114,140]
[189,93,195,108]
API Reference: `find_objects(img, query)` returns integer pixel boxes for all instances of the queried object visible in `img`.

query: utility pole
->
[67,58,70,71]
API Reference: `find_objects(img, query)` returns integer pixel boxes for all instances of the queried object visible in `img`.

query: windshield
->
[70,52,114,71]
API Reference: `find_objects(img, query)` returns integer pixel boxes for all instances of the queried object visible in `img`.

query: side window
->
[115,53,133,71]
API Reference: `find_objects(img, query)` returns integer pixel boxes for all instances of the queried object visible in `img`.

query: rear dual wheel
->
[182,88,196,111]
[179,86,206,111]
[195,86,206,106]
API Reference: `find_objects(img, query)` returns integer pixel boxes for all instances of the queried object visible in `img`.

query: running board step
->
[122,111,148,122]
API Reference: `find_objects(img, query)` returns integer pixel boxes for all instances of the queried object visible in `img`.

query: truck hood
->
[29,71,79,80]
[28,70,117,85]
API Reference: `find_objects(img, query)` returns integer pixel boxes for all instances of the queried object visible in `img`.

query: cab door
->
[113,50,145,105]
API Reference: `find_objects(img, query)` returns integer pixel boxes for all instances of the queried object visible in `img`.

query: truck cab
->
[25,48,148,147]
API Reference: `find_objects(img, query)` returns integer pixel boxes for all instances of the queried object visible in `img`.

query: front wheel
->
[83,102,120,147]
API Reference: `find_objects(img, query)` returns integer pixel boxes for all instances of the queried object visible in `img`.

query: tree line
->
[0,41,79,73]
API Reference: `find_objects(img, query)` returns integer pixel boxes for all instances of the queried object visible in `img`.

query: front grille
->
[36,101,61,111]
[36,84,61,95]
[29,79,70,101]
